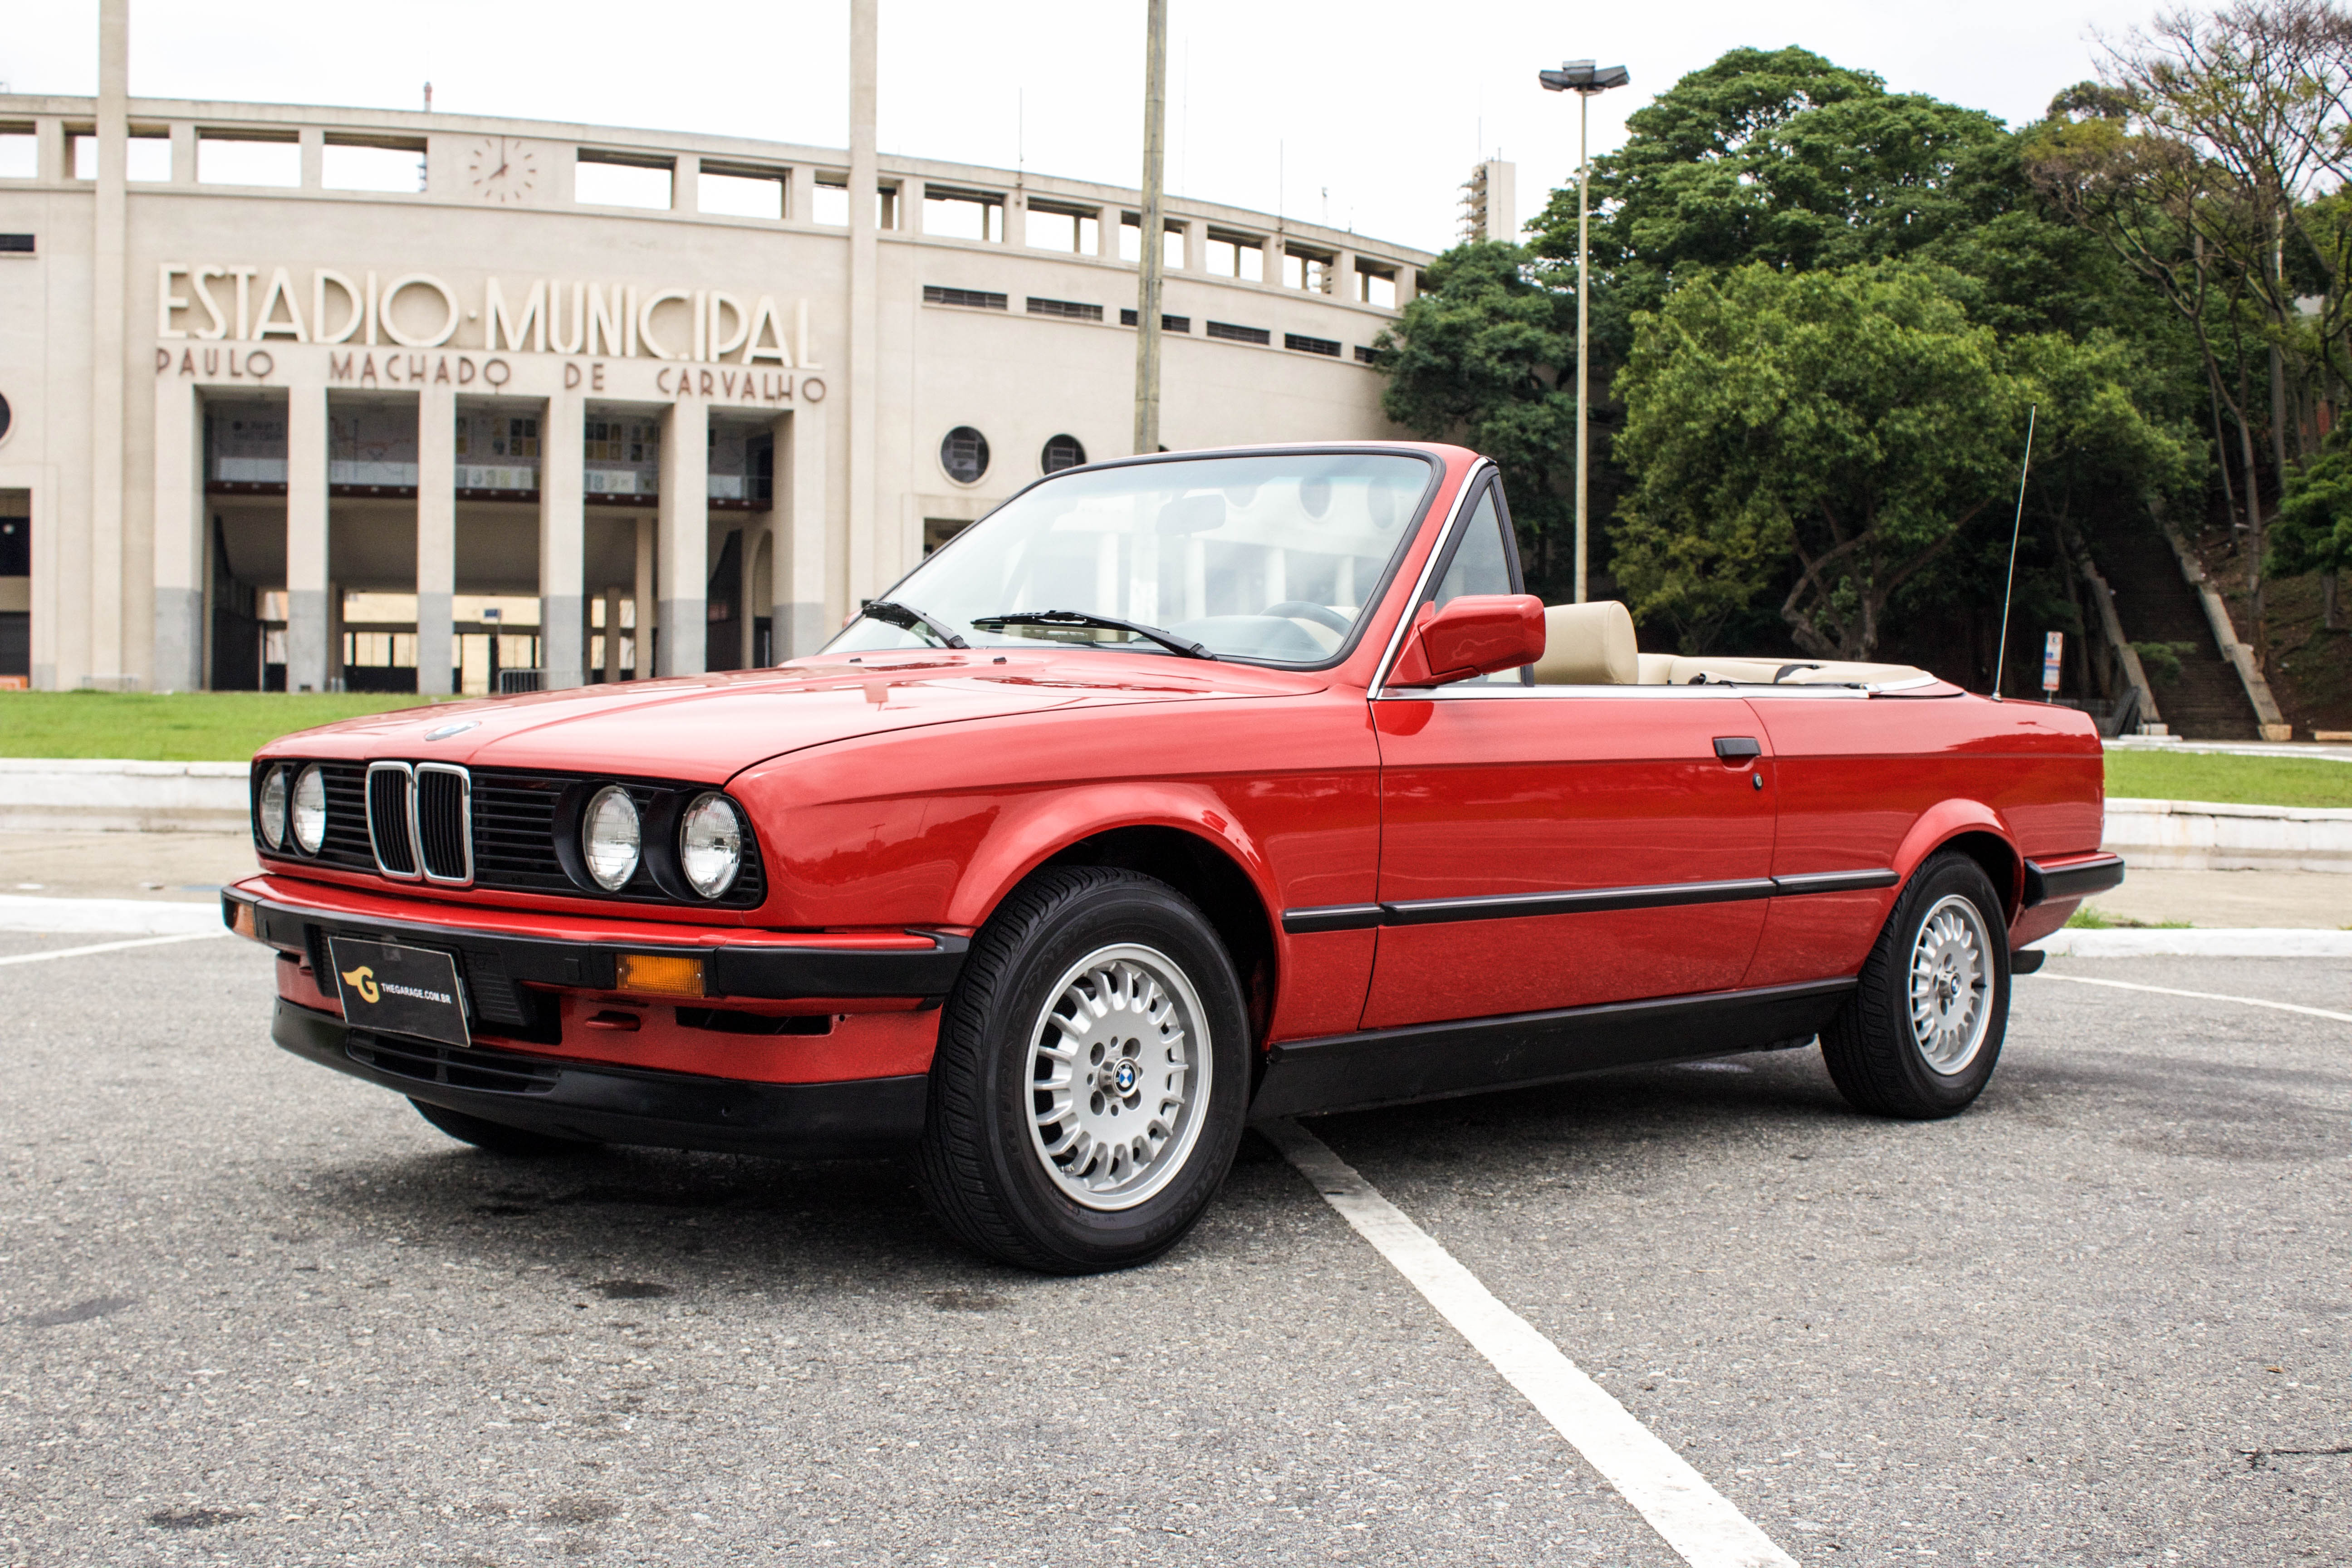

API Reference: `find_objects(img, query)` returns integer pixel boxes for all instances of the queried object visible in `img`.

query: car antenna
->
[1989,404,2038,702]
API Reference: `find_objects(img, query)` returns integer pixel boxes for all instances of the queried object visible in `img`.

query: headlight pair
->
[580,786,745,900]
[256,763,328,856]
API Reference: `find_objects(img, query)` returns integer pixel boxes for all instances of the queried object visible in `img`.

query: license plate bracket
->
[328,936,471,1047]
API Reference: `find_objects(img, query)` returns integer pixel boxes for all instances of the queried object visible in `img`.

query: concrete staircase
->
[2089,517,2259,740]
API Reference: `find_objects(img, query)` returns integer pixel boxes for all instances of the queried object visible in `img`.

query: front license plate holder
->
[328,936,470,1047]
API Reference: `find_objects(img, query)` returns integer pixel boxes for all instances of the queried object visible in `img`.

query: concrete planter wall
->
[2103,796,2352,874]
[0,759,250,833]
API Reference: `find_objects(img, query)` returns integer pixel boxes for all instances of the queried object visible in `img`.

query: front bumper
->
[273,999,928,1157]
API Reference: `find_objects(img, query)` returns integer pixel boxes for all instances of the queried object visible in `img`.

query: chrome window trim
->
[1367,458,1496,695]
[415,762,474,887]
[1380,682,1873,702]
[364,760,421,882]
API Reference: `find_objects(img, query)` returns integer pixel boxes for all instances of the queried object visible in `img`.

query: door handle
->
[1712,736,1762,762]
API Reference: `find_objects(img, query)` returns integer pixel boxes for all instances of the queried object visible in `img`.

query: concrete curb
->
[2103,796,2352,874]
[0,758,250,833]
[2029,927,2352,958]
[0,895,228,936]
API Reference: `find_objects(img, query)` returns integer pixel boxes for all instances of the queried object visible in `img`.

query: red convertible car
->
[227,442,2122,1272]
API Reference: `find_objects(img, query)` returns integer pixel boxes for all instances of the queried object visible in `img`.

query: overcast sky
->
[5,0,2184,255]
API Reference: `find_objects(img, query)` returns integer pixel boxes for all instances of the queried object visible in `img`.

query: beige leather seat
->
[1661,656,1932,686]
[1533,601,1639,685]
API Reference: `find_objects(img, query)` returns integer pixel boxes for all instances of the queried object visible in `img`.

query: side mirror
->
[1387,594,1545,687]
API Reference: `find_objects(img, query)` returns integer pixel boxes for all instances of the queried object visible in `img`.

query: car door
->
[1363,478,1777,1030]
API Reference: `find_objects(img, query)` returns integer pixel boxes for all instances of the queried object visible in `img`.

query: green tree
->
[1371,241,1578,587]
[1612,262,2195,658]
[2274,429,2352,577]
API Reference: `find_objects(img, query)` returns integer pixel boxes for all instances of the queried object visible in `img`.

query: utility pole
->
[1133,0,1168,455]
[1539,59,1628,604]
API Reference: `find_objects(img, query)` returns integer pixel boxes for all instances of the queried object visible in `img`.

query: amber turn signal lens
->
[225,900,257,941]
[615,952,705,997]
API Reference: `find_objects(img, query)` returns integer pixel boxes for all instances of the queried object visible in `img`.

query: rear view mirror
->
[1387,594,1545,686]
[1156,493,1225,534]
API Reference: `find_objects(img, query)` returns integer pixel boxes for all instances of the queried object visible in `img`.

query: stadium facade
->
[0,52,1435,693]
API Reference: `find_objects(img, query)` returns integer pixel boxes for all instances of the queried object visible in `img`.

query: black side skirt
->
[1248,977,1856,1121]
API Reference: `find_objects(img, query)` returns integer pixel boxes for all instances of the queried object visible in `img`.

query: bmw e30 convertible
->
[227,442,2123,1272]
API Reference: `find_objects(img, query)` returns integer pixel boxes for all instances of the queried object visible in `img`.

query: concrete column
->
[284,383,331,692]
[902,177,926,235]
[779,404,830,656]
[1396,268,1419,309]
[150,377,206,690]
[656,404,707,676]
[1264,232,1287,289]
[1183,219,1204,273]
[1096,205,1117,259]
[85,0,130,686]
[415,382,456,695]
[299,127,323,190]
[602,587,622,681]
[672,152,699,215]
[167,122,196,187]
[847,0,880,619]
[1006,188,1028,246]
[539,389,585,688]
[1334,250,1357,302]
[632,516,655,678]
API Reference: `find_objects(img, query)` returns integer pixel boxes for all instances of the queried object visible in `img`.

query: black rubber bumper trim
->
[271,999,927,1157]
[233,892,966,1001]
[2022,853,2126,908]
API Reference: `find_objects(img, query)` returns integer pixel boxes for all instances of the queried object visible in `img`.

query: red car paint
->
[233,443,2110,1108]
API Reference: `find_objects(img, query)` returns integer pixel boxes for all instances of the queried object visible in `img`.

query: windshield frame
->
[835,444,1450,671]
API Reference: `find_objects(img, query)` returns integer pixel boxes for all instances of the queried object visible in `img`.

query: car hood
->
[262,650,1329,783]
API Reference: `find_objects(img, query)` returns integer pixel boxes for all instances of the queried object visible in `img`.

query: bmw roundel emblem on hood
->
[423,720,480,742]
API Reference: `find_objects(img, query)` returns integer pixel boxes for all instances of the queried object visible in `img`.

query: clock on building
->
[465,137,538,204]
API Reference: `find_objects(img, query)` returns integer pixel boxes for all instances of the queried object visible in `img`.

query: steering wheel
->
[1260,600,1352,634]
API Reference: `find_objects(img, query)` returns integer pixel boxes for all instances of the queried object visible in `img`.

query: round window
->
[0,393,11,445]
[1041,433,1087,474]
[940,426,990,485]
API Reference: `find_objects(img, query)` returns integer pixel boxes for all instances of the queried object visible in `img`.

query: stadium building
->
[0,22,1439,693]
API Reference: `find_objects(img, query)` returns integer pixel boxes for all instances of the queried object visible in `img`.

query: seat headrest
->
[1533,601,1638,685]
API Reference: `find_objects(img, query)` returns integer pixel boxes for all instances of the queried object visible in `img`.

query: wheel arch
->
[1891,799,2024,921]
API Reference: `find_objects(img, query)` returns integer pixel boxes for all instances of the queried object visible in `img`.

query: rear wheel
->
[914,867,1249,1273]
[410,1098,598,1157]
[1820,852,2009,1119]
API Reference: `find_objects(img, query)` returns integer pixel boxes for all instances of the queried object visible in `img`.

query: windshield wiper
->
[860,599,967,649]
[969,609,1216,661]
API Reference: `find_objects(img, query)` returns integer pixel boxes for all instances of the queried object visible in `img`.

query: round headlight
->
[678,794,744,900]
[289,764,328,855]
[582,785,642,891]
[257,766,289,850]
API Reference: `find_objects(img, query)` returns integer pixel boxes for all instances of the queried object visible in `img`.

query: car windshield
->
[827,451,1436,663]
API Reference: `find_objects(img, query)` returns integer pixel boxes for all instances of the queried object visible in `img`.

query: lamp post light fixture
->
[1540,58,1629,604]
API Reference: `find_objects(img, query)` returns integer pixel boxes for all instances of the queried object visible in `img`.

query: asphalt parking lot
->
[2,933,2345,1567]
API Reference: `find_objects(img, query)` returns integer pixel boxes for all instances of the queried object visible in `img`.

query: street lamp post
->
[1540,59,1628,604]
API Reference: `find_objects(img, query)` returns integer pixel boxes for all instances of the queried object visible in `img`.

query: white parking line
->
[1264,1117,1799,1568]
[2038,973,2352,1025]
[0,931,228,967]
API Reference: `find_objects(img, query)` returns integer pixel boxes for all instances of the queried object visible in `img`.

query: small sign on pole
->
[2042,631,2064,700]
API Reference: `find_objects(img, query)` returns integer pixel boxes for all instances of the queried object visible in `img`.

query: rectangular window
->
[1119,309,1191,332]
[323,137,424,193]
[1026,296,1102,322]
[1284,333,1340,357]
[924,188,1004,242]
[923,285,1009,310]
[0,513,28,578]
[0,234,32,254]
[812,177,848,226]
[1205,231,1263,282]
[1283,249,1335,294]
[1119,216,1186,268]
[0,129,35,180]
[196,130,299,187]
[1353,344,1379,365]
[1205,320,1269,345]
[1025,204,1099,253]
[699,163,785,220]
[576,151,673,209]
[1357,266,1398,309]
[73,132,172,182]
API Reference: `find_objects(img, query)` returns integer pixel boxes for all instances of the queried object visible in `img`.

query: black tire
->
[1820,852,2011,1119]
[914,866,1250,1274]
[409,1098,599,1157]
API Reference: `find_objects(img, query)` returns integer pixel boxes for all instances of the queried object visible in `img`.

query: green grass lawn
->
[0,691,442,761]
[2103,747,2352,810]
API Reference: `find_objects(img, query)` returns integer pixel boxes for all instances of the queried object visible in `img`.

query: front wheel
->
[1820,852,2010,1119]
[914,867,1249,1273]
